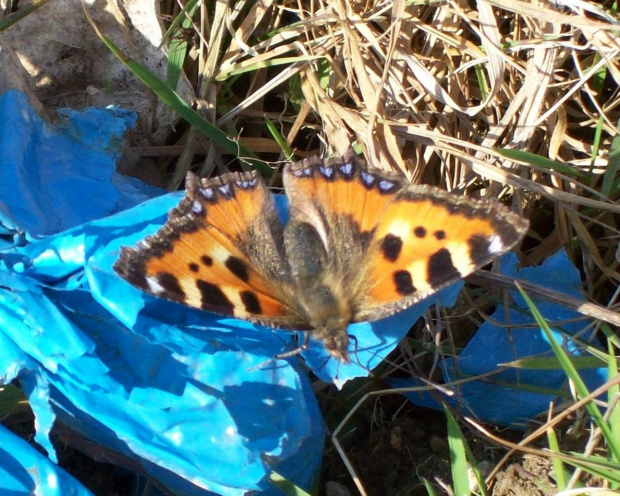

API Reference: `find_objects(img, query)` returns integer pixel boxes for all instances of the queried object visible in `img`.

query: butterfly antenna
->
[347,334,374,377]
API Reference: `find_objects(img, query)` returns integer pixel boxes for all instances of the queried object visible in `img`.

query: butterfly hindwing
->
[114,171,306,329]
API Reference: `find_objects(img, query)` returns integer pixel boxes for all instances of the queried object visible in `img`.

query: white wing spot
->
[192,200,204,215]
[488,235,505,254]
[385,220,411,239]
[146,276,166,295]
[218,184,232,196]
[320,166,334,178]
[200,187,214,199]
[361,171,376,186]
[447,241,475,275]
[379,180,396,192]
[211,245,231,263]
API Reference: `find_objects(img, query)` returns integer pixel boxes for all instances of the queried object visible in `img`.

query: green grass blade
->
[217,56,323,80]
[602,122,620,198]
[85,13,275,176]
[166,38,189,90]
[164,0,200,89]
[506,355,609,370]
[269,472,313,496]
[444,405,487,496]
[96,33,245,156]
[562,453,620,484]
[264,117,294,160]
[0,0,51,31]
[496,148,587,179]
[421,477,438,496]
[607,337,620,475]
[515,283,620,462]
[546,427,566,489]
[160,0,200,48]
[599,322,620,350]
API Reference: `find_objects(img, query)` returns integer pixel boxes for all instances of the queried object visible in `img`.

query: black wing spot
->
[196,280,234,313]
[201,255,213,266]
[380,234,403,262]
[156,272,185,301]
[393,270,416,296]
[188,262,199,273]
[225,256,249,282]
[427,248,459,287]
[414,226,427,238]
[434,230,446,240]
[240,291,261,314]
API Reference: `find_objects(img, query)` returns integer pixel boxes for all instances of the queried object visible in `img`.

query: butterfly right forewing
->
[114,171,307,330]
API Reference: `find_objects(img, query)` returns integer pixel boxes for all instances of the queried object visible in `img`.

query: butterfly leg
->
[274,331,312,360]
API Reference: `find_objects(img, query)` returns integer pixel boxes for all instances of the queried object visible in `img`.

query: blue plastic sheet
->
[0,90,160,243]
[393,250,608,429]
[0,423,95,496]
[0,90,455,494]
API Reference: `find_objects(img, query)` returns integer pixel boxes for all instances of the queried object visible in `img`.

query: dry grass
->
[160,0,620,493]
[163,0,619,247]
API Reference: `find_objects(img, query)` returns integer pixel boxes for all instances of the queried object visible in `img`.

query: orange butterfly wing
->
[114,171,305,329]
[355,184,529,321]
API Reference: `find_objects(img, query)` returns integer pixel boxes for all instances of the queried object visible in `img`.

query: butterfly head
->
[310,317,352,363]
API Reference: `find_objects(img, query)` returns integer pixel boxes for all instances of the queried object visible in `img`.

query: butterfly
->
[114,148,529,363]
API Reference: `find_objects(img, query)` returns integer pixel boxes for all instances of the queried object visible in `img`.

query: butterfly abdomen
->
[282,218,355,360]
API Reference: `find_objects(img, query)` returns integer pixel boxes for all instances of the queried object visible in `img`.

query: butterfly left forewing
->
[353,184,529,322]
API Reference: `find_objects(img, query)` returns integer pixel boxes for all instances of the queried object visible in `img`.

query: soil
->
[317,389,590,496]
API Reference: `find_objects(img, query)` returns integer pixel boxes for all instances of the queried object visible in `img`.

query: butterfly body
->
[114,149,528,362]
